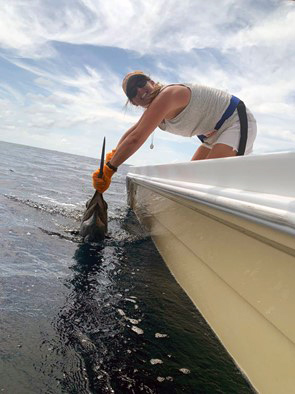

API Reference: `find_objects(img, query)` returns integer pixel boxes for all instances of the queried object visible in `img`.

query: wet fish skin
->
[79,191,108,241]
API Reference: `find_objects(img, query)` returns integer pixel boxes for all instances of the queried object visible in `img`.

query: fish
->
[79,190,108,242]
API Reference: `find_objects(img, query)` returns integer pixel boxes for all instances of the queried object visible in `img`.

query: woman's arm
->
[116,121,140,148]
[110,86,189,167]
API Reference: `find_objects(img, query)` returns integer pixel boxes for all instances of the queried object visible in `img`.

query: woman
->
[93,70,257,193]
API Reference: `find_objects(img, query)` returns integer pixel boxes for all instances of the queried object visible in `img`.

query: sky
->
[0,0,294,166]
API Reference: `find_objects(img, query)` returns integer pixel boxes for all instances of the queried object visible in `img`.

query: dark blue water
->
[0,141,253,393]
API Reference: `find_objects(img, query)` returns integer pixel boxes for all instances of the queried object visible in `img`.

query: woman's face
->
[130,80,156,108]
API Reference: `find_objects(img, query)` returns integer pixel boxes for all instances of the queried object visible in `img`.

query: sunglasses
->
[126,76,149,100]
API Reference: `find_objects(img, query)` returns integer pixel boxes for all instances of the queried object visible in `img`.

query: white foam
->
[131,326,144,335]
[155,333,168,338]
[37,195,76,207]
[179,368,191,374]
[126,317,140,325]
[150,359,163,365]
[125,298,136,303]
[117,309,125,316]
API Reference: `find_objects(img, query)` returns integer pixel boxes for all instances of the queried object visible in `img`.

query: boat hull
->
[126,153,295,393]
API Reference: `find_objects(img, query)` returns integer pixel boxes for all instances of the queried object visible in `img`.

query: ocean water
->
[0,141,254,393]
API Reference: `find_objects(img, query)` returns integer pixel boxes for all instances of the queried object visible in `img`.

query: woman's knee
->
[191,145,211,160]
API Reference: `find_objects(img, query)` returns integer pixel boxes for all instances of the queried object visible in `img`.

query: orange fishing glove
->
[92,163,116,193]
[105,149,116,163]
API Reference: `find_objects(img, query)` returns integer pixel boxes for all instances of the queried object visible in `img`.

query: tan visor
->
[122,70,146,94]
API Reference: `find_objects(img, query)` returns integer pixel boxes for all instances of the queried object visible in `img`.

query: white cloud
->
[0,0,294,164]
[227,6,295,49]
[0,0,290,57]
[0,65,139,158]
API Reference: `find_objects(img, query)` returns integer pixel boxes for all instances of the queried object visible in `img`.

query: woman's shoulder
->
[149,84,191,120]
[160,83,189,92]
[158,84,191,101]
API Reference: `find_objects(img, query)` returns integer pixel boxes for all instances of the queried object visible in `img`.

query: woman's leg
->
[206,143,237,159]
[191,145,211,160]
[191,143,236,160]
[206,108,257,158]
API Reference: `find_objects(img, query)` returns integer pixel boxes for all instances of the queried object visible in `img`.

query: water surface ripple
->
[0,141,253,393]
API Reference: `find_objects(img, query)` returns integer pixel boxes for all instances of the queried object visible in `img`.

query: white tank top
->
[158,84,238,139]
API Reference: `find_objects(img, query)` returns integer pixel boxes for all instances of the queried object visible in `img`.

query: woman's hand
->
[202,130,216,138]
[92,164,116,193]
